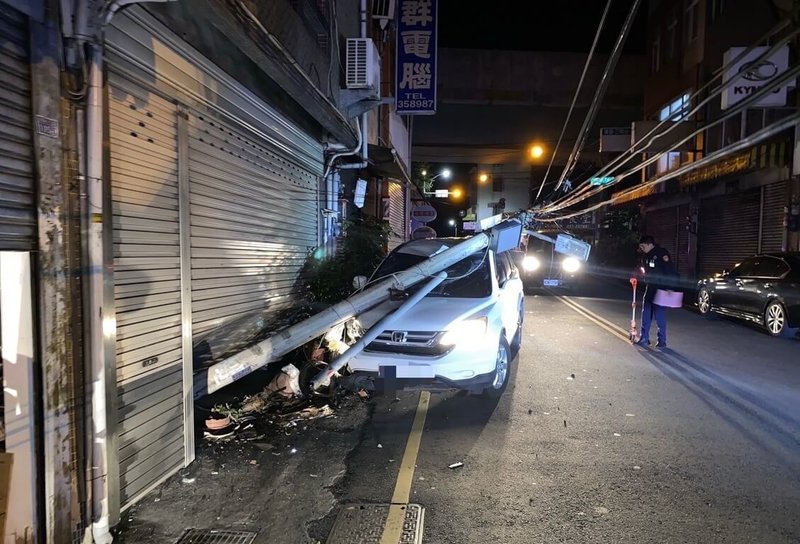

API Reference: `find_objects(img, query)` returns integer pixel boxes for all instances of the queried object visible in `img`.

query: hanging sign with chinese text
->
[395,0,438,115]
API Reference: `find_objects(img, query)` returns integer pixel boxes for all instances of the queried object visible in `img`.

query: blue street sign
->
[589,176,615,186]
[395,0,438,115]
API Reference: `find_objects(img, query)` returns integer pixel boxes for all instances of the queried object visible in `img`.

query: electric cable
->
[533,0,613,203]
[539,21,799,214]
[551,0,643,197]
[542,59,800,214]
[536,109,800,222]
[547,27,800,211]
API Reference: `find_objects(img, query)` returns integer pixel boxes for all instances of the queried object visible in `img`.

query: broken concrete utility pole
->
[200,218,523,396]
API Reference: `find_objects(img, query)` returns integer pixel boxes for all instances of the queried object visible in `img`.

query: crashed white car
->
[348,238,524,397]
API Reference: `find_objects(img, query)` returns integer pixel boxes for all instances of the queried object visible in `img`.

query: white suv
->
[348,238,525,397]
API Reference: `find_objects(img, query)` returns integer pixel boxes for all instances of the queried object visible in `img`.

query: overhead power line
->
[536,109,800,222]
[537,19,799,216]
[533,0,613,204]
[550,0,643,197]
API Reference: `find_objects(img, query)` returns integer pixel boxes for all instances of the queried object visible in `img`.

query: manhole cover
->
[175,529,257,544]
[326,503,424,544]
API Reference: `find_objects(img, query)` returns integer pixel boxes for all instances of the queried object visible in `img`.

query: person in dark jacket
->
[635,235,676,347]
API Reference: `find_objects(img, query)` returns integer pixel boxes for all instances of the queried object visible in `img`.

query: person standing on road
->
[634,235,676,348]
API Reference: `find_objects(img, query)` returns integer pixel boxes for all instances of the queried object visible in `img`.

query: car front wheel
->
[697,287,712,316]
[482,336,511,398]
[764,301,787,337]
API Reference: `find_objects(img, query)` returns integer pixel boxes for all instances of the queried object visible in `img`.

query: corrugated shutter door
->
[107,7,323,357]
[760,181,786,253]
[645,206,678,258]
[698,189,760,277]
[387,181,405,250]
[108,73,185,508]
[187,109,319,339]
[0,5,35,250]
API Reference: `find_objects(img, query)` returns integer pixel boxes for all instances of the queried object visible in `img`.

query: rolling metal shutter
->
[0,4,35,250]
[187,108,319,339]
[697,189,761,277]
[108,73,186,509]
[387,181,405,250]
[760,181,786,253]
[645,206,678,261]
[104,5,324,514]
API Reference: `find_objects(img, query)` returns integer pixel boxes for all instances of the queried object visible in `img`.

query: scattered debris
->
[377,443,383,449]
[266,364,302,398]
[448,462,464,469]
[527,409,533,415]
[357,389,370,400]
[310,474,320,478]
[613,433,621,437]
[567,374,575,381]
[563,420,567,428]
[181,476,196,484]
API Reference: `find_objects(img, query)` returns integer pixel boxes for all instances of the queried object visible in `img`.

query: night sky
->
[438,0,648,54]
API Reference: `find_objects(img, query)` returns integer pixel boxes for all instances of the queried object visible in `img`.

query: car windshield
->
[371,250,492,298]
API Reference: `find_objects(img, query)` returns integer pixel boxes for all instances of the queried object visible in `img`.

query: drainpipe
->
[85,43,112,544]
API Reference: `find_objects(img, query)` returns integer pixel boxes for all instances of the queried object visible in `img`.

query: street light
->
[448,218,457,236]
[530,144,544,159]
[479,173,489,183]
[431,168,451,180]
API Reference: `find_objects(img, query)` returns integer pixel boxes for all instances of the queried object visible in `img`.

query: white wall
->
[1,252,37,543]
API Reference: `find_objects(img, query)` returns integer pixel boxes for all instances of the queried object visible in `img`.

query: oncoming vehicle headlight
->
[562,257,581,273]
[522,255,541,271]
[439,317,488,347]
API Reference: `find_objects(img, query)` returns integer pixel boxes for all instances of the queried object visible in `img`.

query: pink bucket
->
[654,289,684,308]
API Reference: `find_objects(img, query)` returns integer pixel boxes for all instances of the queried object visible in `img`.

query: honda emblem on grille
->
[391,331,408,343]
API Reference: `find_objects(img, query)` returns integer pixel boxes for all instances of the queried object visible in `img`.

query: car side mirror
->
[353,275,368,290]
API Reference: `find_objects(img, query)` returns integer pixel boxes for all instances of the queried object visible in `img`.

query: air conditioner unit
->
[346,38,381,94]
[372,0,395,28]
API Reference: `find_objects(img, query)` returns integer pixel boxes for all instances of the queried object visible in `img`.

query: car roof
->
[393,237,470,258]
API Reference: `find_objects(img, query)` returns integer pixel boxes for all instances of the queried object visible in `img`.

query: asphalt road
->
[117,277,800,544]
[329,277,800,543]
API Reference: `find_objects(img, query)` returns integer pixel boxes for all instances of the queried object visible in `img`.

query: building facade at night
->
[0,0,415,541]
[623,0,800,279]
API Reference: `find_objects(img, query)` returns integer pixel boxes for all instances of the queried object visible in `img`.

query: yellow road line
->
[380,391,431,544]
[547,290,632,344]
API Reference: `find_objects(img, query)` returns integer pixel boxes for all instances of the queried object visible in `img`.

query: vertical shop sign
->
[395,0,438,114]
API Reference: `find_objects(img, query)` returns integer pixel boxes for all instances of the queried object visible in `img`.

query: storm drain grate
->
[326,503,424,543]
[174,529,257,544]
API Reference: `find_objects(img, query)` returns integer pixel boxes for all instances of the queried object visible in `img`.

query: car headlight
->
[522,255,540,271]
[562,257,580,273]
[439,317,488,347]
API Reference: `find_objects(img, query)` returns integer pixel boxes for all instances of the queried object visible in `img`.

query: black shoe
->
[656,341,667,348]
[635,338,651,347]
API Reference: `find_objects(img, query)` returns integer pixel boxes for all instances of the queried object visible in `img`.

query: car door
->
[713,257,756,310]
